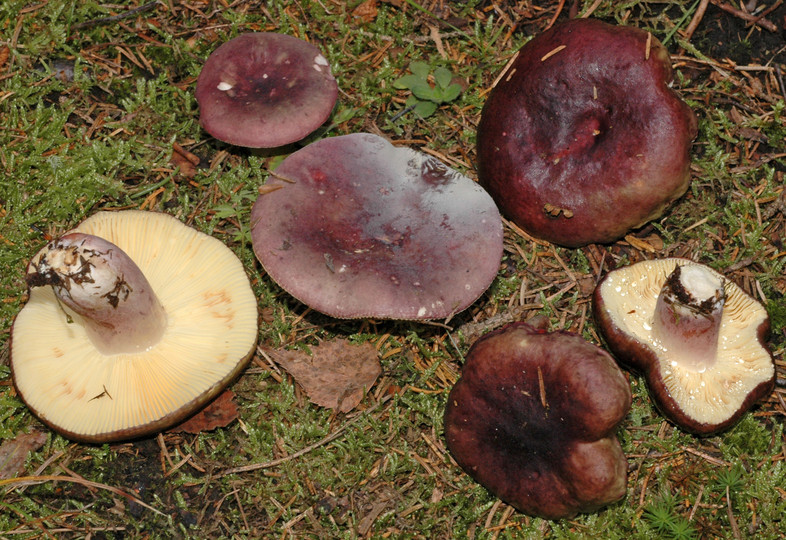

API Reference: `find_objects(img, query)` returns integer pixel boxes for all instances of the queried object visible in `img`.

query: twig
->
[71,1,160,30]
[726,485,742,540]
[684,0,710,42]
[776,65,786,103]
[580,0,605,18]
[544,0,566,30]
[708,0,778,32]
[0,475,164,515]
[217,397,388,477]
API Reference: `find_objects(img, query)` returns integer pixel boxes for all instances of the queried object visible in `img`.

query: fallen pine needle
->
[0,474,164,515]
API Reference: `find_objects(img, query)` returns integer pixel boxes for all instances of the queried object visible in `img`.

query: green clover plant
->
[393,61,463,118]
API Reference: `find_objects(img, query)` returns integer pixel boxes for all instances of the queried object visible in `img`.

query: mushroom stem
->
[26,233,168,355]
[651,264,725,372]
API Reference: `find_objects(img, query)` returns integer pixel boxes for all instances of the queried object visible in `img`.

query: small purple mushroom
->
[250,133,503,320]
[195,32,338,148]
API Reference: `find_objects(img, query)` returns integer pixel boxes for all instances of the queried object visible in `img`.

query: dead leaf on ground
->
[169,390,239,434]
[352,0,378,23]
[0,431,48,480]
[0,46,9,74]
[268,339,382,413]
[170,142,200,179]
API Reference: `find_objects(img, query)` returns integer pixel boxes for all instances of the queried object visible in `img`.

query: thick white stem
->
[27,233,168,355]
[651,264,725,372]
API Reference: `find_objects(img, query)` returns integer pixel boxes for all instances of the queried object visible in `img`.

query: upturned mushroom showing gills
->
[593,258,775,435]
[195,32,338,148]
[476,18,698,247]
[11,210,259,443]
[250,132,503,320]
[444,321,631,520]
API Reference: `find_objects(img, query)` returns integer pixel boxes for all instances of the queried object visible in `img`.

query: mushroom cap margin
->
[11,210,259,443]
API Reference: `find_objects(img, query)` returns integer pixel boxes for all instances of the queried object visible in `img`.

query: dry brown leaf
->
[0,46,9,74]
[169,390,239,434]
[0,431,48,480]
[269,339,382,413]
[352,0,378,23]
[170,142,199,179]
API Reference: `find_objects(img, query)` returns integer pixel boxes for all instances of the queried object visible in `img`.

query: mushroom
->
[250,133,503,320]
[476,18,698,247]
[593,258,775,435]
[195,32,338,148]
[444,320,631,520]
[11,210,259,443]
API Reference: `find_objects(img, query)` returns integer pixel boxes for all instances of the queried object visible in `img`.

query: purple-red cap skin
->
[195,33,338,148]
[250,133,504,320]
[477,18,698,247]
[444,322,631,519]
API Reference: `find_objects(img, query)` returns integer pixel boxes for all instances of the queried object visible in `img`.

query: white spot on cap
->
[314,55,330,72]
[417,307,427,317]
[217,81,234,91]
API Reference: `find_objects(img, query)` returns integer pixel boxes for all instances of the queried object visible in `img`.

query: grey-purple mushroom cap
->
[250,133,504,320]
[195,32,338,148]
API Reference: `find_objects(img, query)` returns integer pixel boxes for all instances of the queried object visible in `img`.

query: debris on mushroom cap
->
[195,32,338,148]
[593,258,775,435]
[476,18,698,247]
[250,132,503,320]
[11,210,259,443]
[444,321,631,520]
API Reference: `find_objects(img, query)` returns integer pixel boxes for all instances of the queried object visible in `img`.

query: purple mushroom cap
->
[250,133,503,320]
[195,32,338,148]
[445,321,631,519]
[477,18,697,247]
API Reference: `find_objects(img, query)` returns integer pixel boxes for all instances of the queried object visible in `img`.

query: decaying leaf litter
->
[0,0,785,537]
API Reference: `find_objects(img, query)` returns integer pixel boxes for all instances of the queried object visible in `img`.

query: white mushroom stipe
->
[594,258,774,432]
[27,233,168,356]
[12,210,259,442]
[651,264,725,372]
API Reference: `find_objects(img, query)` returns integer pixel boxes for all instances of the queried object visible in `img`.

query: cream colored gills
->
[12,210,259,442]
[599,258,773,425]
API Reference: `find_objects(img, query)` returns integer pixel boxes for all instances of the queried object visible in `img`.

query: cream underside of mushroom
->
[600,258,773,425]
[12,211,258,438]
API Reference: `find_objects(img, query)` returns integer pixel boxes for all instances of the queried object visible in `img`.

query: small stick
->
[684,0,710,42]
[726,486,742,540]
[708,0,778,32]
[71,1,160,30]
[544,0,567,30]
[540,45,566,62]
[537,367,548,409]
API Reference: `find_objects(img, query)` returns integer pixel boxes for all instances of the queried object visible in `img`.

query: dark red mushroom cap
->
[250,133,503,320]
[477,18,698,247]
[444,321,631,520]
[593,258,775,435]
[195,32,338,148]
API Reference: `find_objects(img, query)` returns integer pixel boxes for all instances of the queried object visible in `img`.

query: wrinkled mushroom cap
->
[11,210,259,442]
[250,133,503,320]
[195,32,338,148]
[444,322,631,519]
[593,258,775,434]
[477,18,697,247]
